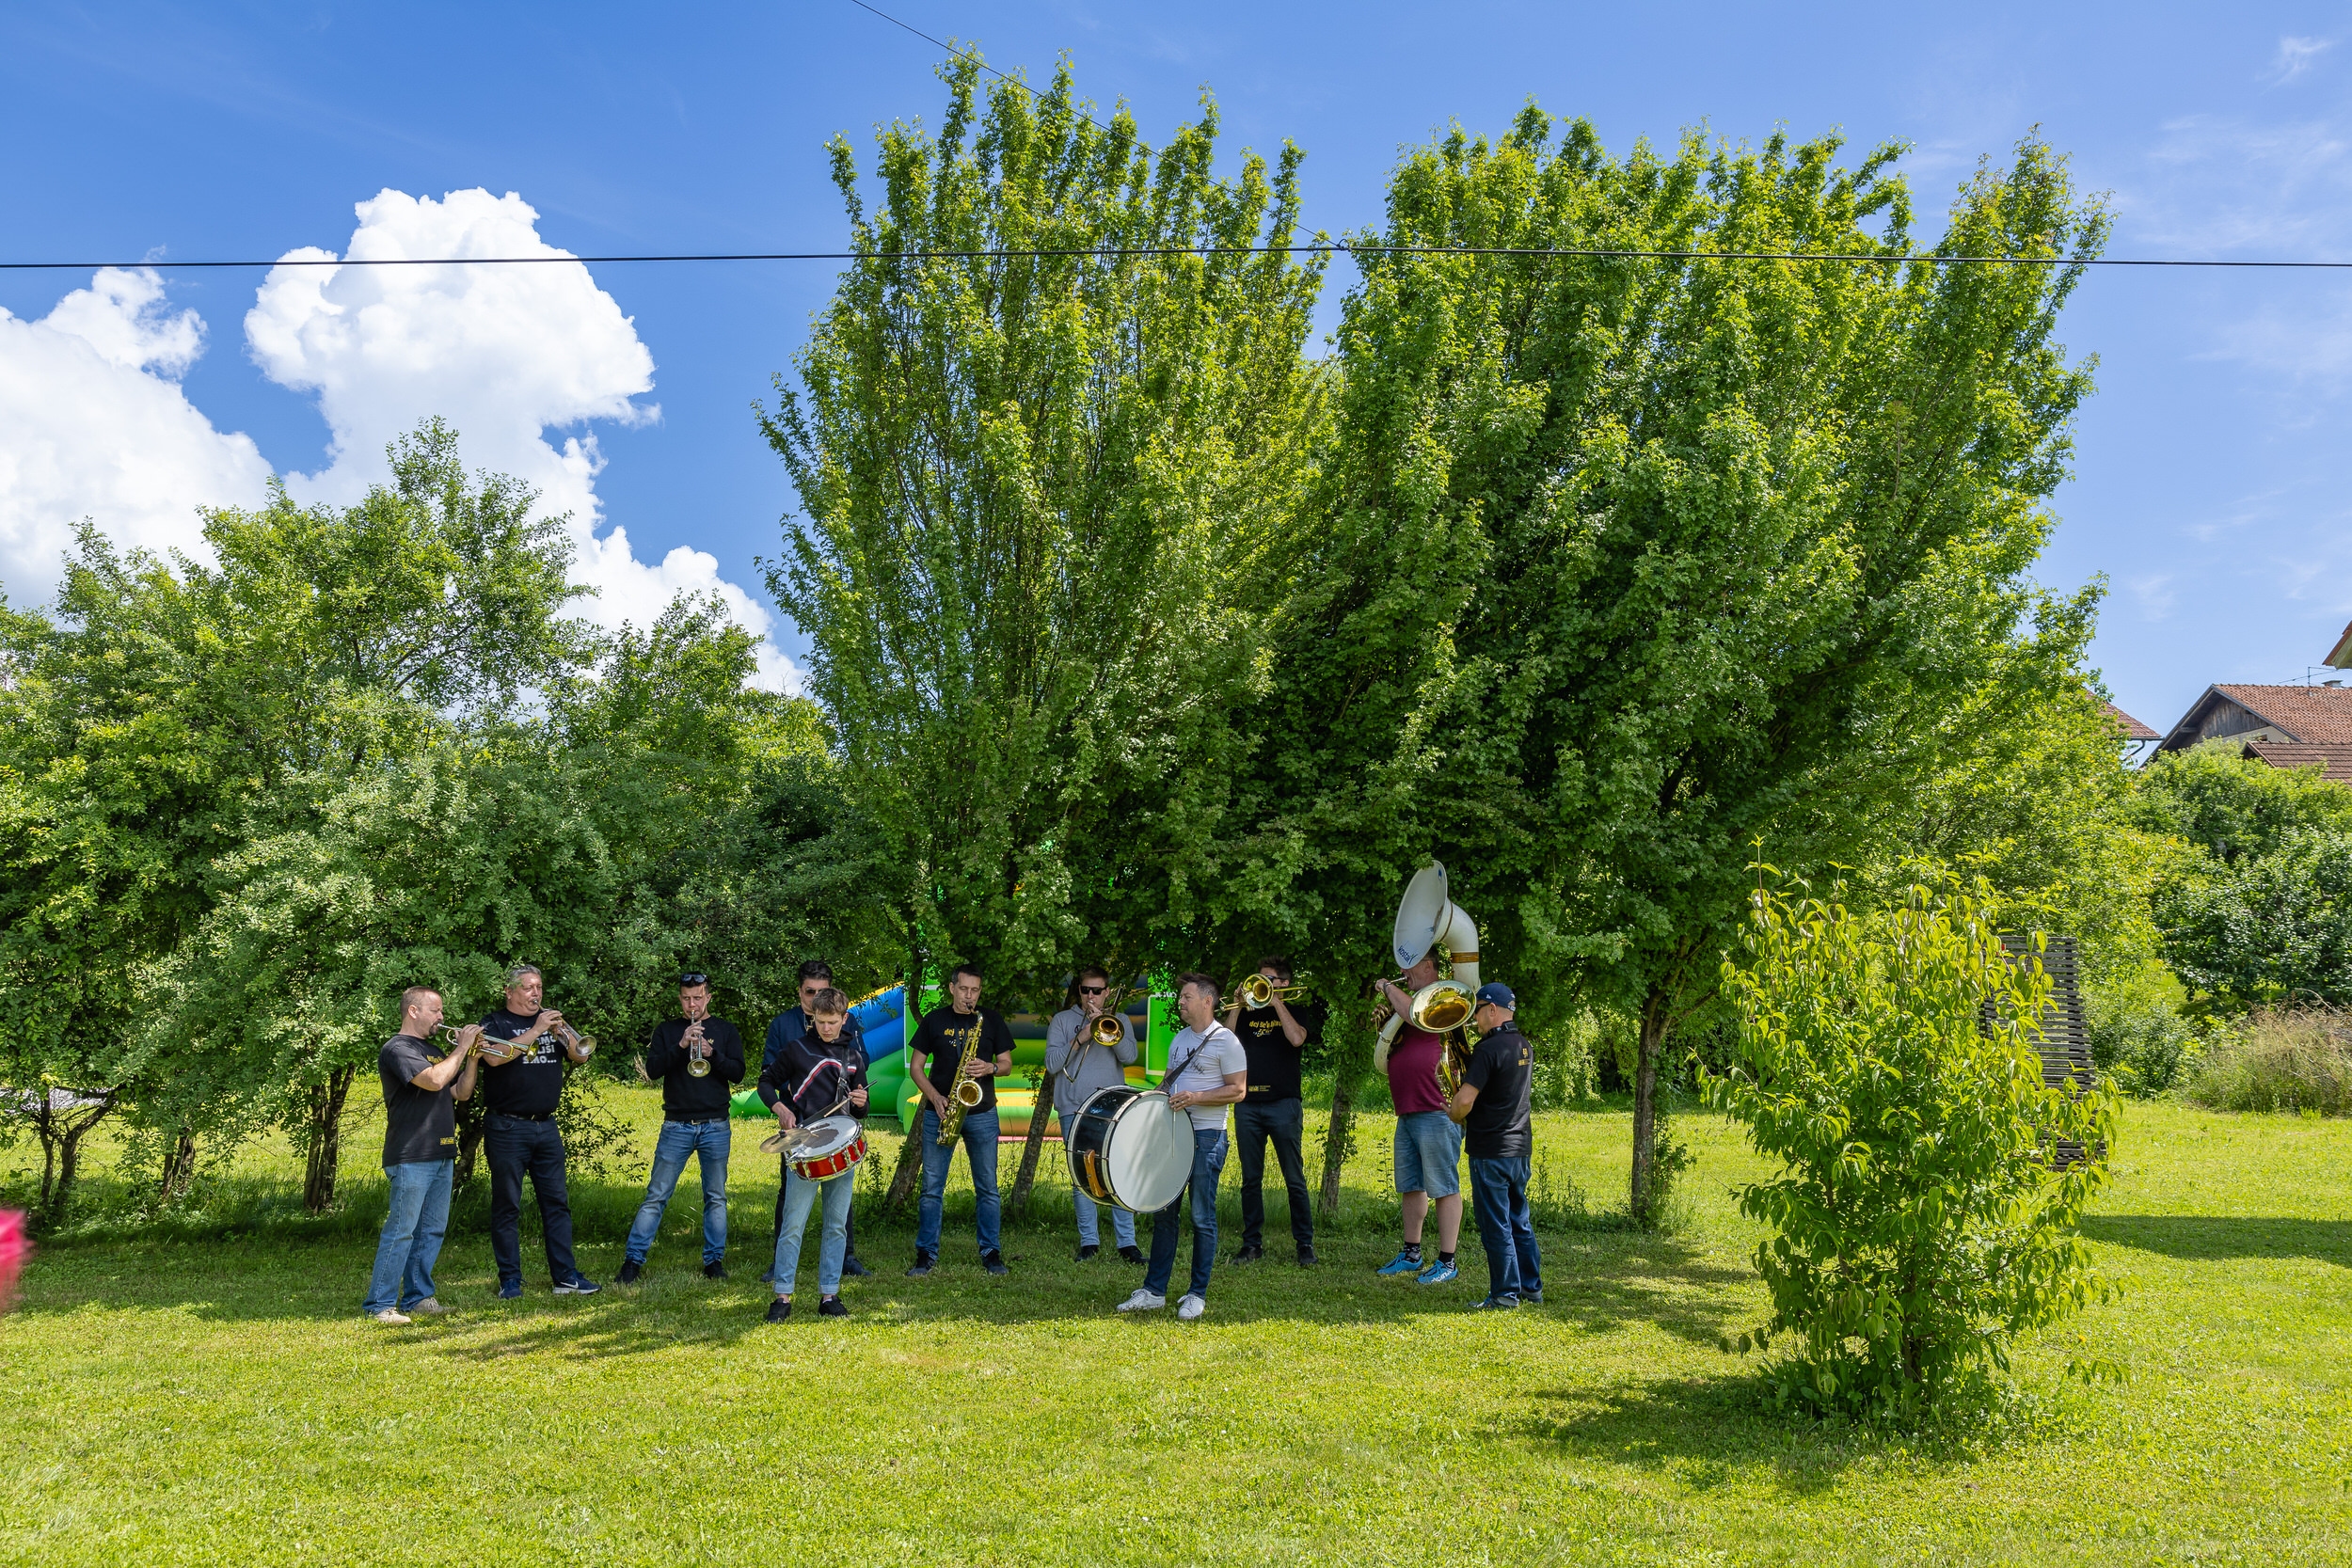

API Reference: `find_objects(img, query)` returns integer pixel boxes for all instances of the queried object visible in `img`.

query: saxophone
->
[933,1018,987,1145]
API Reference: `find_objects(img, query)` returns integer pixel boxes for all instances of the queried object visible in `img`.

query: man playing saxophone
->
[906,962,1015,1279]
[1045,967,1142,1263]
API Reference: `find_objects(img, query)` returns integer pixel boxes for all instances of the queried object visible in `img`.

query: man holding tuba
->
[1372,949,1466,1287]
[618,972,745,1286]
[906,962,1015,1279]
[1045,967,1143,1262]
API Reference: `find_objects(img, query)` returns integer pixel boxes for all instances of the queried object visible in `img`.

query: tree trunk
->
[882,942,927,1214]
[1318,1069,1359,1216]
[301,1066,357,1213]
[33,1092,116,1230]
[1629,990,1669,1226]
[157,1125,198,1200]
[454,1097,486,1185]
[1009,1069,1057,1215]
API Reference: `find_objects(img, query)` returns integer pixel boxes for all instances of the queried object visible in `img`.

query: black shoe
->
[1521,1286,1545,1305]
[1232,1243,1264,1264]
[1470,1292,1520,1311]
[765,1297,792,1323]
[905,1251,935,1278]
[840,1255,871,1279]
[981,1250,1010,1276]
[616,1259,643,1285]
[1296,1244,1319,1267]
[818,1295,850,1318]
[703,1261,727,1281]
[1119,1244,1145,1265]
[1075,1243,1101,1260]
[759,1266,776,1284]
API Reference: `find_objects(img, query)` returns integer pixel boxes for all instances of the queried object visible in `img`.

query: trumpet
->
[684,1020,711,1078]
[1235,974,1308,1009]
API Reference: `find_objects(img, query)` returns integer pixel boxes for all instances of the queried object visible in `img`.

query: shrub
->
[2180,1009,2352,1117]
[1710,874,2120,1420]
[2088,1004,2204,1097]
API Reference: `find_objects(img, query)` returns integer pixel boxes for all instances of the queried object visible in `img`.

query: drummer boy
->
[758,987,869,1323]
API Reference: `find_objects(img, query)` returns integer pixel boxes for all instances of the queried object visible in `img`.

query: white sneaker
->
[1176,1292,1207,1321]
[370,1308,411,1325]
[408,1297,451,1316]
[1116,1288,1167,1313]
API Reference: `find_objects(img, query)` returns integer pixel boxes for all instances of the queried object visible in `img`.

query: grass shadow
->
[2079,1213,2352,1267]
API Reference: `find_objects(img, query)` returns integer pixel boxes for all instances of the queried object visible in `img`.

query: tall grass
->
[2181,1008,2352,1117]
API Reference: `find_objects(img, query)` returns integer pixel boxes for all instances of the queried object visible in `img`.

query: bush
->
[1711,874,2120,1420]
[2180,1009,2352,1116]
[2089,1005,2204,1097]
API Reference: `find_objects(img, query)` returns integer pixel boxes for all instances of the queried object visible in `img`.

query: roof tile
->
[2212,684,2352,743]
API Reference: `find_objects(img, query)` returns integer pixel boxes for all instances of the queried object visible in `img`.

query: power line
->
[843,0,1122,143]
[1,245,2346,271]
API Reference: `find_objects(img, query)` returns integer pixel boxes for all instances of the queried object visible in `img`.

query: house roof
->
[2100,701,2159,741]
[2326,618,2352,669]
[2162,683,2352,750]
[2243,740,2352,784]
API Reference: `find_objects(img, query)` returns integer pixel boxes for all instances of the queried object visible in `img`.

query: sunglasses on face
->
[1079,985,1107,994]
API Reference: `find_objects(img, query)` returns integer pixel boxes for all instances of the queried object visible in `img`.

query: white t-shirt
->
[1162,1023,1248,1132]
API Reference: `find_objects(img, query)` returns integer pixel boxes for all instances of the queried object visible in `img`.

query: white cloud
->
[246,188,799,691]
[2272,36,2335,84]
[0,268,272,606]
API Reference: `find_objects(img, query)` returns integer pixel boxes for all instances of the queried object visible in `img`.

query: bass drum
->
[1066,1086,1189,1213]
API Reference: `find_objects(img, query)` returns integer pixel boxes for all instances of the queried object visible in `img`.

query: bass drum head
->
[1105,1089,1189,1212]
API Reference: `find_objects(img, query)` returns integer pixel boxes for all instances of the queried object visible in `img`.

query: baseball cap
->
[1475,982,1516,1009]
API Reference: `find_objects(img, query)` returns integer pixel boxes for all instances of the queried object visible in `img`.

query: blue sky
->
[3,2,2349,727]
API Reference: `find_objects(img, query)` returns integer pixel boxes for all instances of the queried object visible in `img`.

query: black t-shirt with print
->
[1234,999,1323,1104]
[479,1007,566,1117]
[380,1034,458,1165]
[914,1005,1015,1115]
[1460,1023,1534,1160]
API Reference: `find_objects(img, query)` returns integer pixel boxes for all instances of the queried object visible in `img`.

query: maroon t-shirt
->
[1387,1024,1450,1116]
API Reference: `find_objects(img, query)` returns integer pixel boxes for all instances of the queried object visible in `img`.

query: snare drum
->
[1065,1087,1189,1212]
[788,1116,868,1181]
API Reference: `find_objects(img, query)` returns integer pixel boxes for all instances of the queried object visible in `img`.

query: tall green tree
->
[1234,113,2107,1220]
[761,55,1329,1198]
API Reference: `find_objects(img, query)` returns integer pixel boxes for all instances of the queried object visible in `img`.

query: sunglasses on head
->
[680,973,709,989]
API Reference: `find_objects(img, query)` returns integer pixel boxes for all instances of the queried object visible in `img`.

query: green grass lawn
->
[4,1090,2350,1566]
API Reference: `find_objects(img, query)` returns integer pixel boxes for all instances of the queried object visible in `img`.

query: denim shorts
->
[1393,1110,1464,1198]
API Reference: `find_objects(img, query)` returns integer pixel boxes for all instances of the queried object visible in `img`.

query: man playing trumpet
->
[1045,967,1142,1262]
[478,964,601,1299]
[1221,957,1321,1267]
[618,972,744,1285]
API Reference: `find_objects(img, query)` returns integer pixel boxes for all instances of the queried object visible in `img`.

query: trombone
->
[1234,974,1309,1009]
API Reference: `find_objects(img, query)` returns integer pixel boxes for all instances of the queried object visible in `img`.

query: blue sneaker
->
[1417,1259,1459,1286]
[497,1281,522,1301]
[554,1276,601,1296]
[1375,1250,1423,1277]
[1469,1292,1519,1310]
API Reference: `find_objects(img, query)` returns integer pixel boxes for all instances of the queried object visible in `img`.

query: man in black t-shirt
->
[1219,956,1321,1266]
[363,987,479,1324]
[1445,982,1543,1309]
[618,973,745,1285]
[478,964,600,1299]
[906,962,1015,1278]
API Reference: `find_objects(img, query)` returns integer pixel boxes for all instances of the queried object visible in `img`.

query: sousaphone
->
[1379,862,1482,1071]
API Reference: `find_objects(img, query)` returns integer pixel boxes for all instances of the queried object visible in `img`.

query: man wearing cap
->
[1446,982,1543,1309]
[618,973,745,1285]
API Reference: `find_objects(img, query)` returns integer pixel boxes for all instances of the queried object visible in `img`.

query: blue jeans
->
[1146,1128,1228,1301]
[1234,1098,1312,1248]
[916,1105,1001,1258]
[1468,1154,1543,1299]
[625,1119,731,1265]
[1073,1183,1136,1249]
[772,1167,854,1297]
[486,1114,580,1289]
[363,1159,453,1314]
